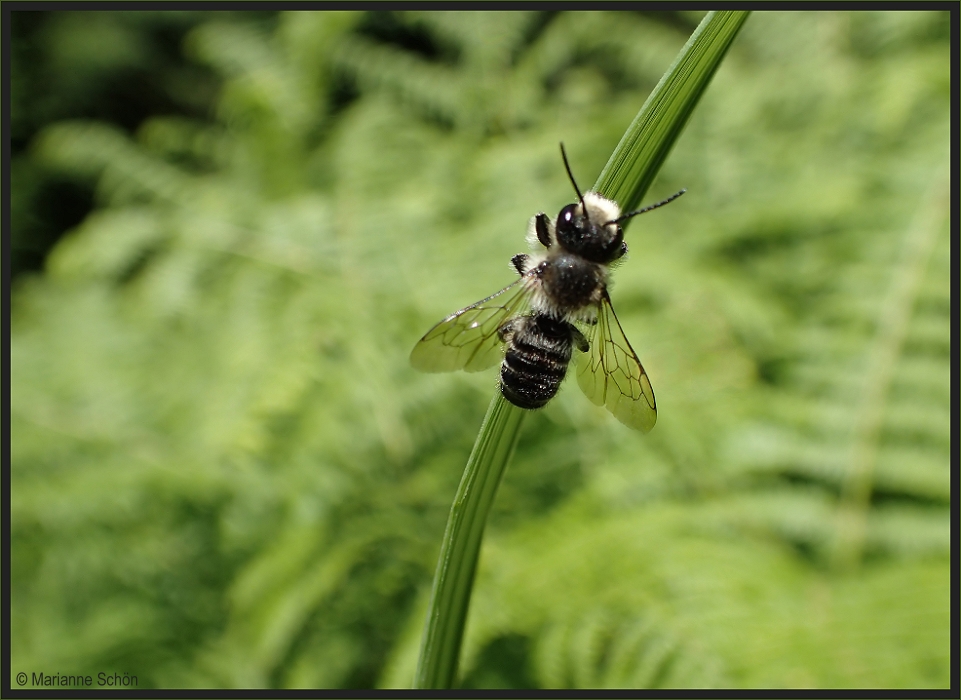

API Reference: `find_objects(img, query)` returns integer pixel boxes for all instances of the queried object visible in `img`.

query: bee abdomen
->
[500,315,574,410]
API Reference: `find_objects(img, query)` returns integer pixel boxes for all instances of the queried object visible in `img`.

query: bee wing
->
[575,290,657,432]
[410,274,538,373]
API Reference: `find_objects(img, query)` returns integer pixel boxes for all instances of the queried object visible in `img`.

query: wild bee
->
[411,144,684,432]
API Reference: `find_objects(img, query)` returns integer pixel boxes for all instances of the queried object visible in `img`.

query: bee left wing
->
[410,274,538,373]
[575,290,657,432]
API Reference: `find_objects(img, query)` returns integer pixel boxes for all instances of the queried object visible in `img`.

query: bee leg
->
[607,225,628,260]
[571,325,589,353]
[511,253,530,275]
[498,318,517,343]
[534,213,552,248]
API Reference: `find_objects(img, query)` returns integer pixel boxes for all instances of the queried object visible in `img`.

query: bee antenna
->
[608,189,687,226]
[559,143,586,213]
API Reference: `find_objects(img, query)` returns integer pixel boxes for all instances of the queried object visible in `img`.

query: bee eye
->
[557,204,580,234]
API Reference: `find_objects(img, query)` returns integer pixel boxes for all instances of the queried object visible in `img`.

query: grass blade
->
[595,11,751,208]
[414,394,525,688]
[414,10,751,689]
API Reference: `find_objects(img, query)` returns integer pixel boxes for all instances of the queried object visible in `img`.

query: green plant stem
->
[414,394,525,688]
[595,10,751,209]
[830,174,949,571]
[414,10,750,689]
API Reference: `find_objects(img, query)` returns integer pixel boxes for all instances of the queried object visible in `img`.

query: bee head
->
[555,143,687,263]
[555,144,624,263]
[555,194,624,263]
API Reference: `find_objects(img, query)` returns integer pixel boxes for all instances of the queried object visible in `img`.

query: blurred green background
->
[9,10,950,689]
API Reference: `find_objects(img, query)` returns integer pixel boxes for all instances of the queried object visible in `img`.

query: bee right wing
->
[575,290,657,433]
[410,274,539,373]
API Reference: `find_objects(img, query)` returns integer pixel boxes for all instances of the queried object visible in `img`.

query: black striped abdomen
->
[500,315,575,410]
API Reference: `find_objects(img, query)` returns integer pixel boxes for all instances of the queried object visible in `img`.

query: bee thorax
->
[541,253,605,312]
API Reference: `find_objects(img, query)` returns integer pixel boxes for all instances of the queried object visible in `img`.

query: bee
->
[410,144,685,432]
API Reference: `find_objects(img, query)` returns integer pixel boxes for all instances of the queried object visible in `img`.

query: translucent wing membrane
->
[410,275,538,373]
[575,291,657,432]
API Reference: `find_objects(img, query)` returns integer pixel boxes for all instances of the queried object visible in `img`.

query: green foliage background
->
[9,10,951,689]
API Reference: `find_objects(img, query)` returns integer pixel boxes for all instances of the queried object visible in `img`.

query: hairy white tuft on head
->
[580,192,621,227]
